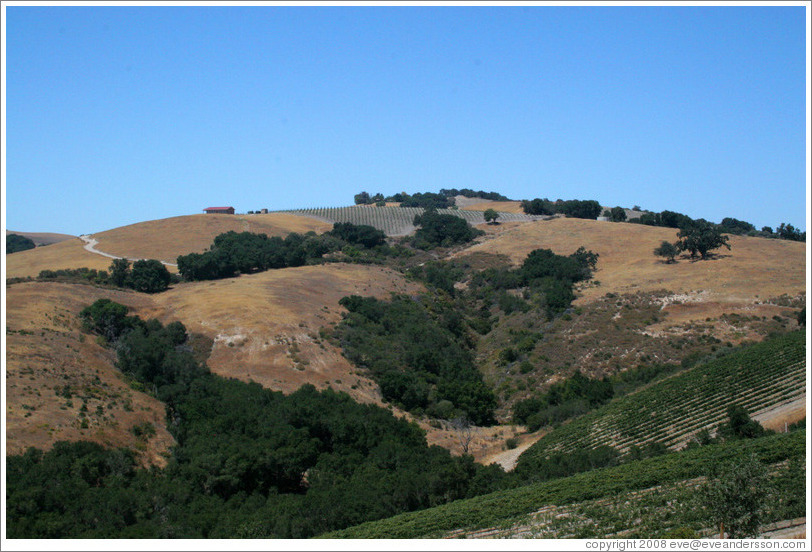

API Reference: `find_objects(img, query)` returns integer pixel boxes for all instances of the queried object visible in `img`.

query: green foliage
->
[327,222,386,248]
[79,299,137,341]
[335,294,496,425]
[512,371,614,430]
[38,267,111,285]
[676,220,731,259]
[609,206,627,222]
[719,217,756,235]
[177,231,333,280]
[439,188,510,202]
[400,192,455,209]
[483,208,499,224]
[653,240,679,263]
[699,454,772,538]
[354,191,372,204]
[110,258,131,287]
[521,198,557,215]
[407,261,465,296]
[7,233,36,253]
[633,209,694,229]
[776,222,805,242]
[521,198,602,219]
[719,405,773,441]
[6,302,509,539]
[412,210,484,249]
[129,259,172,293]
[323,431,804,538]
[518,331,805,464]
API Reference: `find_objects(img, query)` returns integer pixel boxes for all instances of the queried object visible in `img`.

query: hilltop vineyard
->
[518,331,806,460]
[283,206,544,236]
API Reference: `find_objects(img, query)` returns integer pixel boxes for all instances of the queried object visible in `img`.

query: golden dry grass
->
[5,282,174,466]
[460,200,526,213]
[459,217,806,316]
[127,263,423,401]
[5,238,113,279]
[6,230,76,246]
[92,213,333,264]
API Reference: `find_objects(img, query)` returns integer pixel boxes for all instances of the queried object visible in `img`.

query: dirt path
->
[80,235,178,267]
[479,432,545,471]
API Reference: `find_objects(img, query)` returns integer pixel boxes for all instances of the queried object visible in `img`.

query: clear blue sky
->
[4,3,808,235]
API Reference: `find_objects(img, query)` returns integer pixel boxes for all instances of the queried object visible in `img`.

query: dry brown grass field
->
[5,282,174,466]
[460,216,806,324]
[6,230,76,246]
[5,238,113,279]
[459,199,527,213]
[91,213,333,264]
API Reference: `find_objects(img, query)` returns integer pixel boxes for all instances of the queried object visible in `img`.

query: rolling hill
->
[5,207,806,470]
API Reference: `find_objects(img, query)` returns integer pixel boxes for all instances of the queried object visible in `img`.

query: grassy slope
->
[516,331,806,460]
[91,213,333,264]
[460,217,806,308]
[5,282,174,465]
[5,238,112,279]
[5,212,806,463]
[322,430,804,538]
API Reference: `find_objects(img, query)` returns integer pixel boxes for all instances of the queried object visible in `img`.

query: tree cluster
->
[335,294,497,425]
[468,247,598,317]
[512,371,614,431]
[177,224,391,281]
[6,233,36,253]
[36,259,174,293]
[411,209,484,249]
[6,300,509,538]
[354,189,509,207]
[521,198,603,220]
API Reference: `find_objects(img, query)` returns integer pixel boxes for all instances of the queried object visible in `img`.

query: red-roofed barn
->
[203,206,235,214]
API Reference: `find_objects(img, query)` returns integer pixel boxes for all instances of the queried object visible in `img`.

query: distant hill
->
[6,230,76,247]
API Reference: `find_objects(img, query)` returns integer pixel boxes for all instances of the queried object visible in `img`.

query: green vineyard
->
[323,430,805,538]
[282,205,544,235]
[519,331,806,461]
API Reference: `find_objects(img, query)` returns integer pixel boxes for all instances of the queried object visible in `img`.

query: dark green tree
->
[699,454,772,538]
[653,241,679,263]
[79,299,134,341]
[354,191,372,205]
[483,208,499,224]
[6,233,36,253]
[719,405,771,441]
[676,221,731,259]
[129,260,172,293]
[610,206,627,222]
[110,258,131,287]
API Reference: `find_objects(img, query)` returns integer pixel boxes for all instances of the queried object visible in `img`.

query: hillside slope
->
[6,230,76,246]
[515,331,805,463]
[90,213,333,264]
[460,217,805,324]
[5,282,174,465]
[5,238,113,279]
[323,430,805,538]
